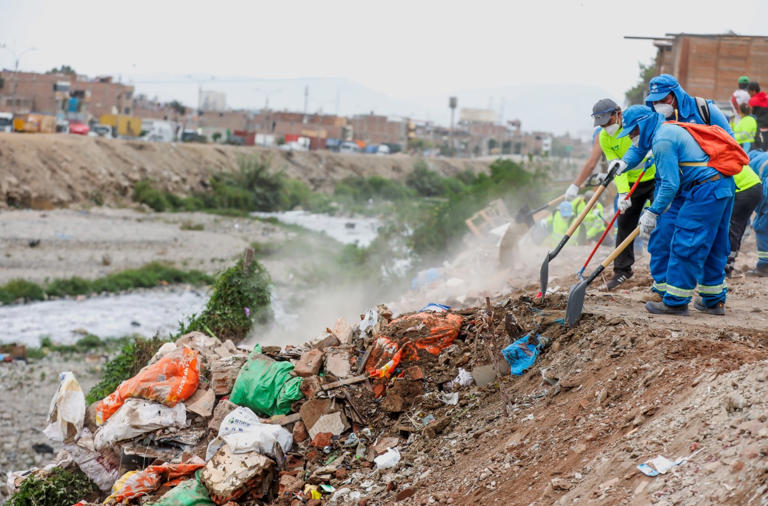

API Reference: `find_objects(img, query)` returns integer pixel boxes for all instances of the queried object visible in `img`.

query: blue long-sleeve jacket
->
[648,124,725,215]
[749,150,768,179]
[622,91,735,172]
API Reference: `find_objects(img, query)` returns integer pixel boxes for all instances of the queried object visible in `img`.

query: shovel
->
[565,226,640,326]
[577,167,649,279]
[514,194,567,228]
[538,163,623,298]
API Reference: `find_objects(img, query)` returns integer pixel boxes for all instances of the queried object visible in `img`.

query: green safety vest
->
[599,127,656,194]
[732,115,757,146]
[734,164,761,193]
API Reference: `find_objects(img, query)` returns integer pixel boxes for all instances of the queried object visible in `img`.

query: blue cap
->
[559,201,573,218]
[617,105,656,138]
[645,74,679,102]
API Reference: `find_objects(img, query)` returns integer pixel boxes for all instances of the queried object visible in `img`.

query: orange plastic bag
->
[104,458,205,504]
[365,311,463,381]
[95,346,200,425]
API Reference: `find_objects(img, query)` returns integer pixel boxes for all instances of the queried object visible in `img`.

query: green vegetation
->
[85,336,168,404]
[8,467,97,506]
[0,262,213,304]
[180,221,205,231]
[181,257,272,342]
[626,56,657,105]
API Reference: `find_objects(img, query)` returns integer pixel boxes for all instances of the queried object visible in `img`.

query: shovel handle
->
[565,185,606,237]
[547,194,566,208]
[600,227,640,268]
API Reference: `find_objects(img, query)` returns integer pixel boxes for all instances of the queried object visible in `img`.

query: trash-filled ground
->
[4,232,768,504]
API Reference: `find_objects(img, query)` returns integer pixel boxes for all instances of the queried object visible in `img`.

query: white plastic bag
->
[374,447,401,469]
[205,406,292,460]
[61,443,120,492]
[93,399,186,450]
[43,371,86,443]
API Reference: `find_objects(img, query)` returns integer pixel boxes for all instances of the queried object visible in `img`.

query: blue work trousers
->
[648,177,734,307]
[754,179,768,267]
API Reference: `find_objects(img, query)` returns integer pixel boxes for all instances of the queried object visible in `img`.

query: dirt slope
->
[0,133,491,209]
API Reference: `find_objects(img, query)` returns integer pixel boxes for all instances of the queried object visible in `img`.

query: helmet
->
[558,201,573,218]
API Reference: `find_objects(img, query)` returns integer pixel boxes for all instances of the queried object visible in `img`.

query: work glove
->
[564,183,579,201]
[538,218,548,229]
[617,193,631,214]
[607,159,627,176]
[592,208,602,218]
[595,171,607,182]
[639,209,658,239]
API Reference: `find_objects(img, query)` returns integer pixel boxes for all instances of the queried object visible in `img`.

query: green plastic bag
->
[229,350,304,417]
[150,471,213,506]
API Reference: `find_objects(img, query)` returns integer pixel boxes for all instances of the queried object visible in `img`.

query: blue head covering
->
[617,105,665,152]
[644,74,699,121]
[558,201,573,218]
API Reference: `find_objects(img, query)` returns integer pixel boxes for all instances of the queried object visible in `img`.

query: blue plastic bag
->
[501,333,540,376]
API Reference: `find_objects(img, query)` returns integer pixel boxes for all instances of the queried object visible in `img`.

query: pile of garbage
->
[7,300,555,505]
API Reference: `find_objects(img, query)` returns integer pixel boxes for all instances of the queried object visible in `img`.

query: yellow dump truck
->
[99,114,142,137]
[13,113,57,133]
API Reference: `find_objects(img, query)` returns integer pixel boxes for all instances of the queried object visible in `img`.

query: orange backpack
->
[667,121,749,176]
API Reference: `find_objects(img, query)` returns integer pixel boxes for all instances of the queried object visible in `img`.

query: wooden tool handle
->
[565,186,605,237]
[548,194,566,207]
[601,227,640,268]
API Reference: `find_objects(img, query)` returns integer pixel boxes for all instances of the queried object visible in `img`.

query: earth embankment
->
[0,133,492,208]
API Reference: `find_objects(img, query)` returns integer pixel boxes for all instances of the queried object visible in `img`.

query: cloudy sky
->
[1,0,767,134]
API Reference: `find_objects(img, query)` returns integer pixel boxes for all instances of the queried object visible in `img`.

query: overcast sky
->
[1,0,767,132]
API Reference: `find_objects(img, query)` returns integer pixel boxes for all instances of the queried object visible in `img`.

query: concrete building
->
[199,90,226,111]
[349,113,404,145]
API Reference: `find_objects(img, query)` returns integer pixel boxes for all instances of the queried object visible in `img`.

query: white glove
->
[639,209,657,238]
[607,159,627,175]
[596,171,608,182]
[538,218,548,228]
[564,183,579,201]
[592,208,602,218]
[617,193,631,214]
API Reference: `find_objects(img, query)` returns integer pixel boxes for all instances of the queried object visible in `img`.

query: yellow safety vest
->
[583,202,606,240]
[599,127,656,193]
[733,115,757,146]
[734,164,761,193]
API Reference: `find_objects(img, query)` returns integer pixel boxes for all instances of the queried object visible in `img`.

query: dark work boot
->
[693,299,725,315]
[606,271,633,291]
[645,301,690,316]
[724,252,737,278]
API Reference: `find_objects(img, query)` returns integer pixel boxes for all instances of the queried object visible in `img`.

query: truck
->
[99,114,142,138]
[12,113,57,133]
[140,119,177,142]
[0,112,12,133]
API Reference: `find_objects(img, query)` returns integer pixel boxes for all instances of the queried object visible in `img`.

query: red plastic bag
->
[365,311,463,382]
[95,346,200,425]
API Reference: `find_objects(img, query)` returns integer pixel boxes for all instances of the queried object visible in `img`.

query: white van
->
[0,112,13,133]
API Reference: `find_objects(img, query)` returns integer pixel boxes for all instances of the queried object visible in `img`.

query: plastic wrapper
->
[94,399,186,450]
[42,371,86,443]
[205,406,292,460]
[151,470,213,505]
[104,458,205,504]
[373,447,401,469]
[229,351,303,417]
[95,346,199,425]
[61,442,120,492]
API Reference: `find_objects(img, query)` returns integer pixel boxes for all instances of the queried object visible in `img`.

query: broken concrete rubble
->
[201,443,275,503]
[324,348,352,378]
[293,348,324,377]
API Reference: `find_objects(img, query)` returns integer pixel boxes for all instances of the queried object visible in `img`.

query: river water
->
[0,212,380,348]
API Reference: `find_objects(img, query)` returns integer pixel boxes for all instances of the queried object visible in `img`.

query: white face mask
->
[654,103,675,119]
[603,123,620,136]
[631,136,640,147]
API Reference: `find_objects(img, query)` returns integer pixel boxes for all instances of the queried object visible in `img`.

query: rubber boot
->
[645,301,690,315]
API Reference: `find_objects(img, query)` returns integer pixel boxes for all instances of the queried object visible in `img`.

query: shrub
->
[8,467,97,506]
[0,279,45,303]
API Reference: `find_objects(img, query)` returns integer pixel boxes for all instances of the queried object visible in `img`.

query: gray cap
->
[592,98,620,126]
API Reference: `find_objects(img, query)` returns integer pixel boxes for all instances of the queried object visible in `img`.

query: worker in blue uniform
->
[618,105,735,315]
[749,150,768,276]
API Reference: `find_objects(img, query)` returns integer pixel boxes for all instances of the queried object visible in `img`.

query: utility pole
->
[449,96,457,157]
[1,45,38,114]
[303,85,309,123]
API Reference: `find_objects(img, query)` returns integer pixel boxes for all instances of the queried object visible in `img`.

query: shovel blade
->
[565,280,589,326]
[539,252,550,297]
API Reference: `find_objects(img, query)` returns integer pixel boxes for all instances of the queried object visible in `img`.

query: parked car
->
[89,124,112,138]
[0,112,12,133]
[181,130,206,143]
[226,135,244,146]
[68,122,90,135]
[339,141,360,154]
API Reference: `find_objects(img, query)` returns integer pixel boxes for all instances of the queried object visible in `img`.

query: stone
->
[312,432,333,448]
[732,460,745,472]
[315,334,341,350]
[211,356,247,396]
[725,393,746,413]
[471,364,498,387]
[300,376,323,399]
[308,412,349,440]
[185,388,215,418]
[424,417,450,438]
[373,436,401,455]
[293,421,308,443]
[299,399,333,430]
[335,468,347,480]
[325,349,352,378]
[550,477,572,491]
[404,366,424,381]
[572,443,587,455]
[294,349,324,377]
[396,488,417,501]
[381,379,423,413]
[332,317,353,344]
[201,444,274,501]
[278,474,304,496]
[208,399,238,432]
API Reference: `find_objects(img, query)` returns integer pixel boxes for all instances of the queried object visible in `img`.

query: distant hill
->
[132,74,613,138]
